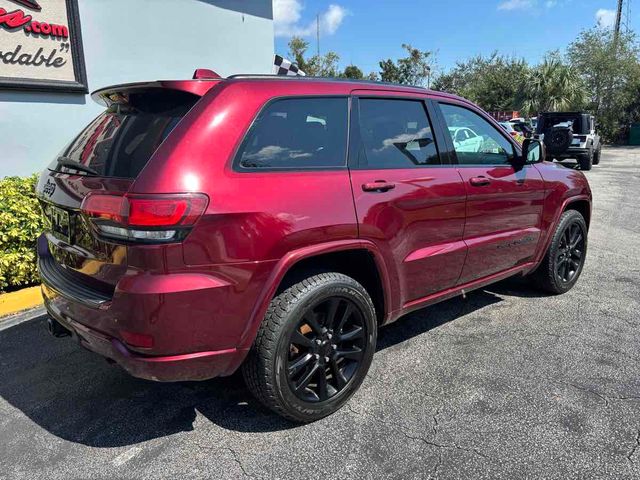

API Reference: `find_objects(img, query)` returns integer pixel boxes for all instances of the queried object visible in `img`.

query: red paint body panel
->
[349,168,467,305]
[36,77,592,382]
[456,165,545,283]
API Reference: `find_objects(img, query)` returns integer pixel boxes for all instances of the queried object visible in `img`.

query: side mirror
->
[521,138,545,164]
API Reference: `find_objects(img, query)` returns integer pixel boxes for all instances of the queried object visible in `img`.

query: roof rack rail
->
[225,74,428,90]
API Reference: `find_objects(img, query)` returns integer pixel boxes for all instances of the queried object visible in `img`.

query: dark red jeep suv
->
[36,74,591,422]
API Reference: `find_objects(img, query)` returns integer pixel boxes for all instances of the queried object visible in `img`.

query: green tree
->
[520,53,588,116]
[286,36,341,77]
[432,53,529,111]
[287,36,310,73]
[365,71,380,81]
[568,28,640,142]
[341,64,364,79]
[378,44,436,86]
[379,58,403,83]
[307,51,341,77]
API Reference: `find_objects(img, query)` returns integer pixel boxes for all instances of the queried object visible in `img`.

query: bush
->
[0,175,43,292]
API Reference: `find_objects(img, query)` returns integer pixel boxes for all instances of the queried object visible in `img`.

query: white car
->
[448,126,483,152]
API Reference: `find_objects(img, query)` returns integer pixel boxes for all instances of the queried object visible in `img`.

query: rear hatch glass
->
[49,88,199,178]
[39,88,200,292]
[538,113,582,135]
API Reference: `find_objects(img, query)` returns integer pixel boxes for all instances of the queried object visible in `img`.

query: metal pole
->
[316,14,320,57]
[614,0,624,42]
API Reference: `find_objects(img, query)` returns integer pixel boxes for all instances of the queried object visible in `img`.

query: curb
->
[0,285,43,318]
[0,306,47,331]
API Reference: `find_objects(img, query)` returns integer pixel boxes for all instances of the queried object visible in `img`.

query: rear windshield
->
[49,89,199,178]
[538,114,582,134]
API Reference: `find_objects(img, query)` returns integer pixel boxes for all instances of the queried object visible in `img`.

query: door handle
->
[362,181,396,193]
[469,176,491,187]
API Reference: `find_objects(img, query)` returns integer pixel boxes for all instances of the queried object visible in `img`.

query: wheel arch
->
[532,194,591,270]
[563,198,591,230]
[238,240,394,350]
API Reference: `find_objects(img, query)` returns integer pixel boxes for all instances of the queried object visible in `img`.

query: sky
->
[273,0,640,75]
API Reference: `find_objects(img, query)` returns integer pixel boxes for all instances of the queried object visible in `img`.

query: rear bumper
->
[554,147,589,158]
[36,234,274,382]
[43,287,248,381]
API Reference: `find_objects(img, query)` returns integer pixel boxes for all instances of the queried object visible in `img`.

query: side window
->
[237,97,348,169]
[357,98,440,168]
[440,103,515,166]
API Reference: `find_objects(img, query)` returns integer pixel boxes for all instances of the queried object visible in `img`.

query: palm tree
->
[520,54,588,115]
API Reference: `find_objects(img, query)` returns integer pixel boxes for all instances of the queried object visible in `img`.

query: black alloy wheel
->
[286,296,366,402]
[555,222,585,284]
[242,272,377,422]
[530,209,588,294]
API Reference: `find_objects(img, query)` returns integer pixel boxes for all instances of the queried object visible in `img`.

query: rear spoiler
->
[91,79,222,107]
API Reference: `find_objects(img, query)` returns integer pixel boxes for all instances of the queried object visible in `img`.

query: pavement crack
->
[556,380,610,407]
[432,405,441,439]
[225,447,254,479]
[556,380,640,406]
[193,442,254,478]
[627,430,640,463]
[346,403,491,468]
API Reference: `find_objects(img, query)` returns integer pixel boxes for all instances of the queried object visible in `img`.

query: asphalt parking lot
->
[1,147,639,479]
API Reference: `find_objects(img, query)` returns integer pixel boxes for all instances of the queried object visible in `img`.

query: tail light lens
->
[509,131,519,137]
[81,193,208,243]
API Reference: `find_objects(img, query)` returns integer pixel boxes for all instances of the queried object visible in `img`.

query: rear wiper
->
[55,157,100,176]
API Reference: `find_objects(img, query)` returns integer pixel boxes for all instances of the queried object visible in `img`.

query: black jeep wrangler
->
[536,112,601,170]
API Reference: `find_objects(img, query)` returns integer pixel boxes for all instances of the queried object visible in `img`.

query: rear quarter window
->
[235,97,349,170]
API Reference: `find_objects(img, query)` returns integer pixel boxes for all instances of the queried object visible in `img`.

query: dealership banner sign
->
[0,0,87,92]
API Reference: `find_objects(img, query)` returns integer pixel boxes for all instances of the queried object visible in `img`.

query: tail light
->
[509,131,519,137]
[81,193,208,243]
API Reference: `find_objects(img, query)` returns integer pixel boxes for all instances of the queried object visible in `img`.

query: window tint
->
[357,98,439,168]
[237,97,348,169]
[50,89,199,178]
[440,104,514,165]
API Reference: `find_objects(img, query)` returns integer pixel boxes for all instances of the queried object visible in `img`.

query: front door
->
[436,102,545,284]
[348,95,467,307]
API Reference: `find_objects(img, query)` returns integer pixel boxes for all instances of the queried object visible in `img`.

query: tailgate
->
[36,86,202,296]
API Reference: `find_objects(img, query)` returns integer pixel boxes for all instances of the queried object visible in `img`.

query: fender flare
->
[237,239,395,349]
[533,194,591,267]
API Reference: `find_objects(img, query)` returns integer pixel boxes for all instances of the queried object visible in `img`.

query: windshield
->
[49,89,199,178]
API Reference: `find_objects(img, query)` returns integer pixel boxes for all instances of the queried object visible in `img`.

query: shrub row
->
[0,175,43,292]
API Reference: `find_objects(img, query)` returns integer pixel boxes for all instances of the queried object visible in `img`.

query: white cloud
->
[498,0,570,11]
[595,8,616,28]
[273,0,348,37]
[322,5,348,35]
[497,0,535,11]
[273,0,303,30]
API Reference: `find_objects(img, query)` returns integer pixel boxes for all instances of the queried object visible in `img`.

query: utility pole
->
[614,0,624,42]
[316,14,320,57]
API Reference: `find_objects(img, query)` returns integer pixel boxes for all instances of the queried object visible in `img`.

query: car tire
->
[579,148,593,170]
[242,272,377,423]
[531,210,588,295]
[592,145,601,165]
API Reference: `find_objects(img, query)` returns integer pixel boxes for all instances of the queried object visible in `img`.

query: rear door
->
[348,93,467,307]
[36,88,200,291]
[434,101,545,284]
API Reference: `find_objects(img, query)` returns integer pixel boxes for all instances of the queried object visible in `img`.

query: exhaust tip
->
[47,317,71,338]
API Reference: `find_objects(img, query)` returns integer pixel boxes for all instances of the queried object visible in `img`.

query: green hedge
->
[0,175,43,292]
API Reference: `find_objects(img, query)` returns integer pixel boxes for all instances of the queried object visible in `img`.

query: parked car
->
[499,122,525,143]
[536,112,601,170]
[508,119,533,138]
[36,74,592,422]
[448,126,485,151]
